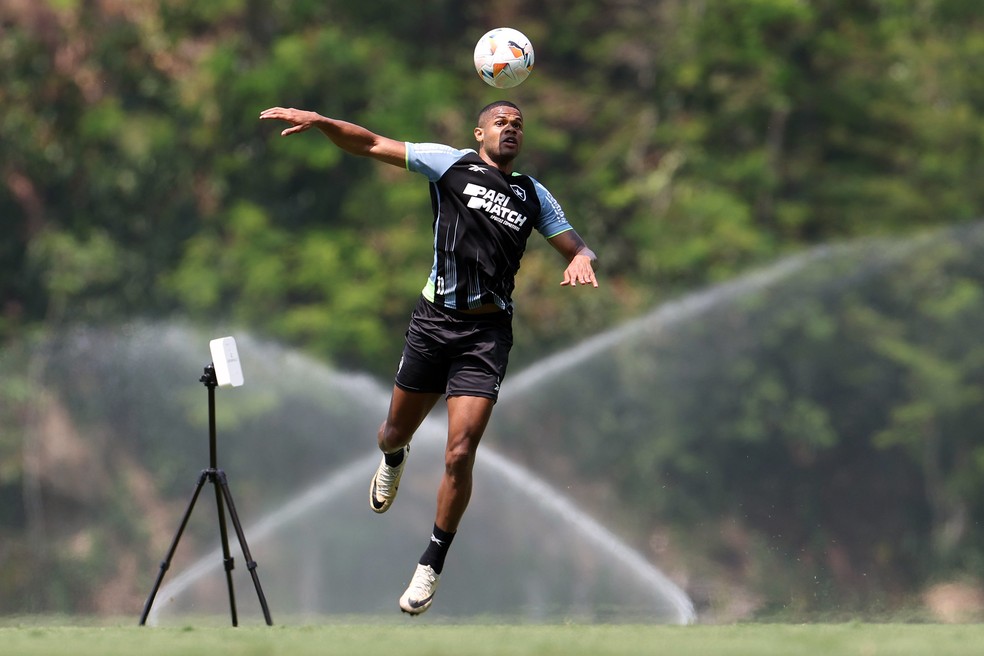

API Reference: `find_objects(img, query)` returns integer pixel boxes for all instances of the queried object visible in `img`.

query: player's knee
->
[378,422,410,452]
[444,441,477,476]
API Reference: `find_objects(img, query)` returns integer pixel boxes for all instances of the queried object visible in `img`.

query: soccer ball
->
[473,27,535,89]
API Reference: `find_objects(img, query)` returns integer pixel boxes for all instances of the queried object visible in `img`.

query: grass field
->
[1,622,983,656]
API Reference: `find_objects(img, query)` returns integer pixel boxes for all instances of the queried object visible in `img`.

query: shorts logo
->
[398,356,405,374]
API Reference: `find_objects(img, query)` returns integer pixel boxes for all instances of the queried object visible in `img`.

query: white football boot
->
[399,563,440,615]
[369,445,408,514]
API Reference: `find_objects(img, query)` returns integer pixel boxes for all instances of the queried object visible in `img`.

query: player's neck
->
[479,151,515,175]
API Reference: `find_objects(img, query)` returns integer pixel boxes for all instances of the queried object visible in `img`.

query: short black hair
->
[477,100,522,126]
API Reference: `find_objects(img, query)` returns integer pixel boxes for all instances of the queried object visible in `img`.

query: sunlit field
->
[2,621,984,656]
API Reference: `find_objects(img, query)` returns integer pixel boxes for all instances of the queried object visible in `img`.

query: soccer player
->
[260,101,598,614]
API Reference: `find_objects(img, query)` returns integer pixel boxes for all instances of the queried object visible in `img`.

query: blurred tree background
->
[3,0,984,620]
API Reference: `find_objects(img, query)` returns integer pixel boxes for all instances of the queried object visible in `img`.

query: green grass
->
[2,622,984,656]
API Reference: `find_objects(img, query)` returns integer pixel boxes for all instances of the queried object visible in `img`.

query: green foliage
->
[6,0,984,361]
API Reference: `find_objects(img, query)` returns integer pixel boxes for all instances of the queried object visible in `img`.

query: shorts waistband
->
[418,296,511,322]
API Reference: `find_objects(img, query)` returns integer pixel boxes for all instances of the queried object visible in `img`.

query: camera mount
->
[139,343,272,627]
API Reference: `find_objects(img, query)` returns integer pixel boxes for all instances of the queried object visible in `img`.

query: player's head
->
[477,100,522,127]
[475,101,524,169]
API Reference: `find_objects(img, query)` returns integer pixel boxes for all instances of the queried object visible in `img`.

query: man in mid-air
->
[261,100,598,615]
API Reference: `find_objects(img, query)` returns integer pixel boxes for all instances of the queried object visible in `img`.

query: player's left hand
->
[561,253,598,288]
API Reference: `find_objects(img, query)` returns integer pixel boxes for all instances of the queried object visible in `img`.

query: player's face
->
[475,108,524,166]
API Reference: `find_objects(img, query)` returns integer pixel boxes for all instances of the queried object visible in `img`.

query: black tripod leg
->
[216,470,274,625]
[139,470,209,625]
[211,471,239,627]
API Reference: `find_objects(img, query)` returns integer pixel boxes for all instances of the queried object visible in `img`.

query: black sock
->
[419,524,455,575]
[384,446,406,467]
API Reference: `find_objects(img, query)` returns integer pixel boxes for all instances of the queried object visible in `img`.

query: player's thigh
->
[384,385,442,439]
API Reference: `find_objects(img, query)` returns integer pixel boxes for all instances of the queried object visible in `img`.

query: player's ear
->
[473,126,483,143]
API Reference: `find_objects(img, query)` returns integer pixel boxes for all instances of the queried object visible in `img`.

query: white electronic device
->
[209,336,244,388]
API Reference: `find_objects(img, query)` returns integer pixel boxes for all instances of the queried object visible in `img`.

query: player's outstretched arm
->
[549,230,599,288]
[259,107,406,168]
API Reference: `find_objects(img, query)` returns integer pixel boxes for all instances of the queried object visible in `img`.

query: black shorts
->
[394,296,513,401]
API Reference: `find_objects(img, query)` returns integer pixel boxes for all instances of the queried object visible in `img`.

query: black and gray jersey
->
[406,142,572,312]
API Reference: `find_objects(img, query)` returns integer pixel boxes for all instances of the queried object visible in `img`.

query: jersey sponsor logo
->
[468,164,488,174]
[462,182,528,231]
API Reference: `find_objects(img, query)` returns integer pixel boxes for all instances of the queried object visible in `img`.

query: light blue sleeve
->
[530,177,573,238]
[406,142,475,181]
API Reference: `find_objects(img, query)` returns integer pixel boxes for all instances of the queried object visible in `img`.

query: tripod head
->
[201,363,218,388]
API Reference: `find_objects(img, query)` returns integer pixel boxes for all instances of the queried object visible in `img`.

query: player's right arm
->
[259,107,407,168]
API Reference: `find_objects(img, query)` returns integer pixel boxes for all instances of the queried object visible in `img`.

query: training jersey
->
[406,142,573,312]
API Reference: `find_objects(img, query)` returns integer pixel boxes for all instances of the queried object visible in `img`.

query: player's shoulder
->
[407,143,477,180]
[516,172,553,197]
[408,142,474,160]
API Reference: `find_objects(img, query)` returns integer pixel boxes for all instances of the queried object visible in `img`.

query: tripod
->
[139,364,273,626]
